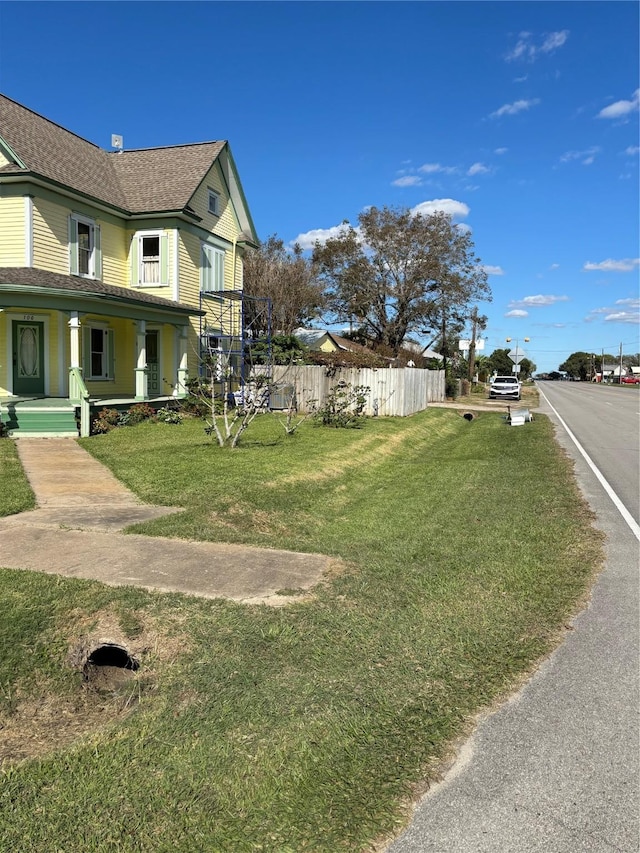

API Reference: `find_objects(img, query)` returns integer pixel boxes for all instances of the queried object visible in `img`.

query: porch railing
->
[68,367,91,437]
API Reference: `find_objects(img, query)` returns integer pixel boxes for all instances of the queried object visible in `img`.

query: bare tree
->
[243,235,325,336]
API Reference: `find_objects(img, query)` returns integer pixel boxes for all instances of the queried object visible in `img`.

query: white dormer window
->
[208,189,220,216]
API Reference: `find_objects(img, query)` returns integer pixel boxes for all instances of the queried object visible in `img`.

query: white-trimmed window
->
[131,231,169,286]
[201,244,225,293]
[207,188,220,216]
[69,214,101,278]
[84,325,114,380]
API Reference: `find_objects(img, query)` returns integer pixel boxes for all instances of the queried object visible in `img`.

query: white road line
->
[538,386,640,542]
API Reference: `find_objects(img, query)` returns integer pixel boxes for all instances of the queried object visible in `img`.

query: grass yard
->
[0,438,35,516]
[0,409,602,852]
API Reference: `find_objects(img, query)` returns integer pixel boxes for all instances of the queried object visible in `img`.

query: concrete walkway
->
[0,438,331,604]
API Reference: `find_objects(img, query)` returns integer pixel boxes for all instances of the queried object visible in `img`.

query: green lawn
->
[0,438,35,516]
[0,410,602,852]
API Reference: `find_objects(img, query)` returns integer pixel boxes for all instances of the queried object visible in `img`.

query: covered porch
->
[0,269,202,435]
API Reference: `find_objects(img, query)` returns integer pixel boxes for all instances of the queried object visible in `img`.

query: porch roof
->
[0,267,204,324]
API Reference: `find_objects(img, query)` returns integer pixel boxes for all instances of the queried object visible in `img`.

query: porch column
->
[175,326,189,396]
[68,311,85,403]
[135,319,148,400]
[69,311,81,368]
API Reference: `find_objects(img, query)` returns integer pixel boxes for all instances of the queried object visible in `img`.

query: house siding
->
[32,196,70,274]
[190,162,241,251]
[0,195,25,265]
[101,219,128,287]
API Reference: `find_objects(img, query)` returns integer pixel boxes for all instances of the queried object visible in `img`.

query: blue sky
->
[0,1,638,372]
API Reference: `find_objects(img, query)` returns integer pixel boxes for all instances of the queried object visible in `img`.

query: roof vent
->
[111,134,124,152]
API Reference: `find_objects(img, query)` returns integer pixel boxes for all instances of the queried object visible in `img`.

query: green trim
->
[0,134,28,169]
[0,286,200,324]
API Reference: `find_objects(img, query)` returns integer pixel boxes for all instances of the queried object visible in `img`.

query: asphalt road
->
[387,382,640,853]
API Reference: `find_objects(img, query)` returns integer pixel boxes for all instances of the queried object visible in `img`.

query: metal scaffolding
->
[199,290,272,399]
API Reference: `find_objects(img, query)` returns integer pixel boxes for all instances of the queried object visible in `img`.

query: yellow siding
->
[0,195,25,265]
[178,230,202,308]
[189,163,241,246]
[0,151,11,168]
[32,196,70,273]
[101,219,129,287]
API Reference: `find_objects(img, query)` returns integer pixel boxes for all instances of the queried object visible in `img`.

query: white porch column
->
[175,326,189,396]
[135,319,148,400]
[69,311,81,368]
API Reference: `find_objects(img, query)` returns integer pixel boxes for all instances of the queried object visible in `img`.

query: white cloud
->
[410,198,470,219]
[392,175,422,187]
[494,147,508,155]
[583,258,640,272]
[559,146,600,165]
[510,294,569,308]
[506,30,569,62]
[603,309,640,324]
[292,223,352,251]
[615,298,640,308]
[490,98,540,118]
[292,199,471,250]
[549,263,560,270]
[597,89,640,120]
[625,146,640,156]
[506,309,528,317]
[418,162,458,175]
[483,265,504,276]
[541,31,570,53]
[467,162,489,176]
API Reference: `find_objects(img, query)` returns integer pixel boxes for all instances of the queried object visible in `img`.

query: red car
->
[620,376,640,384]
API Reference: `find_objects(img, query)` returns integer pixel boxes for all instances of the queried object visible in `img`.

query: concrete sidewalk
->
[1,438,331,604]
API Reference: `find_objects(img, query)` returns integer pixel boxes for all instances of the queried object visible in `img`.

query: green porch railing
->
[69,367,91,437]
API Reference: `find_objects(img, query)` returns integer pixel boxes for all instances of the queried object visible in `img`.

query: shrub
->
[154,406,183,425]
[313,381,369,428]
[91,407,120,434]
[122,402,156,426]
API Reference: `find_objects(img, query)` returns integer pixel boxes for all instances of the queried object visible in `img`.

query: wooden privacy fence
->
[263,365,445,417]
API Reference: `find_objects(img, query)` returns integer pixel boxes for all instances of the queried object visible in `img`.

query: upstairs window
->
[131,231,168,286]
[201,244,225,293]
[69,214,101,278]
[208,189,220,216]
[140,235,160,283]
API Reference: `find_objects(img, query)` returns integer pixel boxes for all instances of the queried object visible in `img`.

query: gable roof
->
[0,93,258,241]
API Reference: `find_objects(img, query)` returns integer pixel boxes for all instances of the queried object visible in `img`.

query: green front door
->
[13,320,45,395]
[146,330,160,396]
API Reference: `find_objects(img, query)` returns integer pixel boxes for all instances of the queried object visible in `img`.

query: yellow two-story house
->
[0,93,258,435]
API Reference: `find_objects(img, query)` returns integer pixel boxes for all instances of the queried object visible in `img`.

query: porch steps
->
[1,406,79,438]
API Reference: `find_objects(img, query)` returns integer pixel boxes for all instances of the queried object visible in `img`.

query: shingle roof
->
[0,93,225,214]
[0,267,200,315]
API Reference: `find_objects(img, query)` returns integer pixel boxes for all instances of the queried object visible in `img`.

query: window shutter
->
[160,234,169,285]
[215,248,225,291]
[94,224,102,279]
[201,244,211,292]
[69,216,78,275]
[107,329,115,379]
[130,235,139,285]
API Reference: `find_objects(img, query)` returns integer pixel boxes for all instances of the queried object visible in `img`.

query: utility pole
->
[468,307,478,382]
[619,341,624,383]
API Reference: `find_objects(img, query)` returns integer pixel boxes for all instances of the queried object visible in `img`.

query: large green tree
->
[312,206,491,355]
[243,236,325,337]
